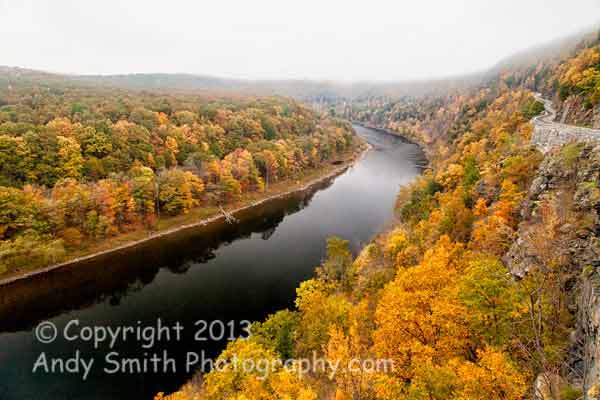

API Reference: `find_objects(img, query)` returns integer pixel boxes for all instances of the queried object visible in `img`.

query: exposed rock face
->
[533,373,566,400]
[556,95,600,129]
[576,273,600,397]
[504,142,600,392]
[510,142,600,268]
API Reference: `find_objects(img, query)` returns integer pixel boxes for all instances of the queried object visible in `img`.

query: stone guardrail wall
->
[532,122,600,153]
[531,94,600,153]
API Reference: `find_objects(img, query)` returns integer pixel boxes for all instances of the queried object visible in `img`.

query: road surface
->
[531,93,600,153]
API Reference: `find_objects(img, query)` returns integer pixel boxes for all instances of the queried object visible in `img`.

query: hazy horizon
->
[1,0,599,82]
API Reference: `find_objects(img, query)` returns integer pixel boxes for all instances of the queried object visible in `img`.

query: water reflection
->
[0,178,333,333]
[0,125,426,400]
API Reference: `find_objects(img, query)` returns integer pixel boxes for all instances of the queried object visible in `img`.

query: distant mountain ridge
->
[1,24,598,102]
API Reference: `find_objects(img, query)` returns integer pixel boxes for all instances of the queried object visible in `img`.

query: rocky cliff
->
[556,95,600,129]
[505,141,600,396]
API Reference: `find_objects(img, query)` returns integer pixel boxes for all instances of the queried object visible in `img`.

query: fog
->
[1,0,599,81]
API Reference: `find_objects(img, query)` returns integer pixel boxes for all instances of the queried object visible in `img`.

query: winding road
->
[531,93,600,153]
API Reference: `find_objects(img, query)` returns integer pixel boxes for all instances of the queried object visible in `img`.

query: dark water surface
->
[0,126,425,400]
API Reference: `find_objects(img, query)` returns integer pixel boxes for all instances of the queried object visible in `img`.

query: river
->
[0,125,425,399]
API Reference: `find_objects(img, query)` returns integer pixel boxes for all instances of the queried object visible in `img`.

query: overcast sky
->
[1,0,599,81]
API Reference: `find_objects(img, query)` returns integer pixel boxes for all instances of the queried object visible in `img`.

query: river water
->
[0,125,425,399]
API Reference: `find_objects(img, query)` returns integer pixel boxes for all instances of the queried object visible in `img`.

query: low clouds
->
[1,0,599,81]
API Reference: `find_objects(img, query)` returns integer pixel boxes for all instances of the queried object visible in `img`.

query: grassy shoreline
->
[0,142,369,286]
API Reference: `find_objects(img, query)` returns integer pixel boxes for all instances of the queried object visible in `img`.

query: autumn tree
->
[158,169,204,215]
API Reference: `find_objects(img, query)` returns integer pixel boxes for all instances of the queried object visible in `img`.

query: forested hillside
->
[334,30,600,149]
[0,70,358,274]
[160,31,600,399]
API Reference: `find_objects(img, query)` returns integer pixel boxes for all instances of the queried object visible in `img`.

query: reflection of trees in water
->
[0,175,333,333]
[0,383,8,399]
[261,227,277,240]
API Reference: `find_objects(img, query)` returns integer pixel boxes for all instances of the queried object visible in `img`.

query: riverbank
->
[352,121,432,163]
[0,124,427,399]
[0,141,369,287]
